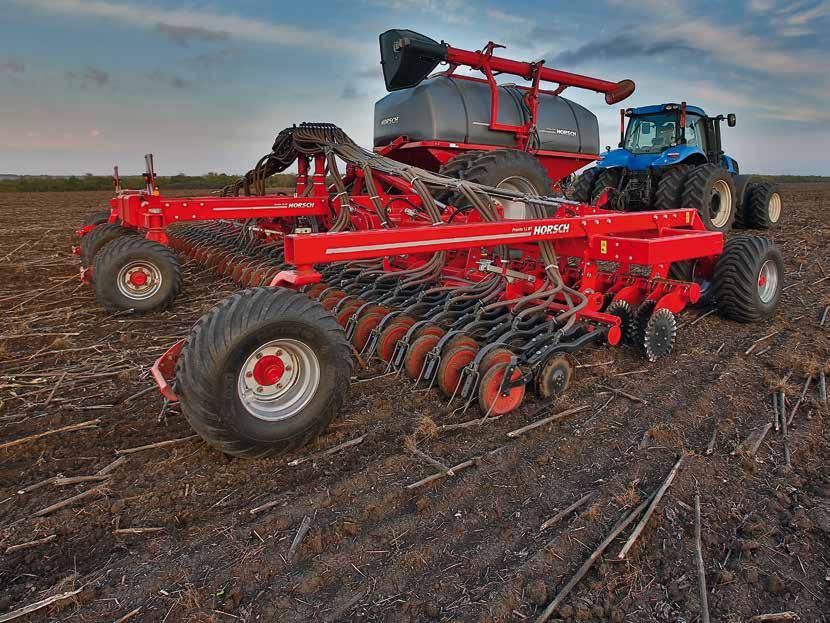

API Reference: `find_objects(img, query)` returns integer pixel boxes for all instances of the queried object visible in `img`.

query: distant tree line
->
[0,172,824,193]
[0,173,298,193]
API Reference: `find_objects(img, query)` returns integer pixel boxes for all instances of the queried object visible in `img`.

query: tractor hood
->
[596,145,705,171]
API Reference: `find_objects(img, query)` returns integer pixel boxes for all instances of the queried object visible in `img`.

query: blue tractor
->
[571,102,782,233]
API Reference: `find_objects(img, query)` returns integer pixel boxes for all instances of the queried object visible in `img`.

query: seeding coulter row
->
[72,123,784,458]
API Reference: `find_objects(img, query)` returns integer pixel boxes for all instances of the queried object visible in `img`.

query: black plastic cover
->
[379,29,448,92]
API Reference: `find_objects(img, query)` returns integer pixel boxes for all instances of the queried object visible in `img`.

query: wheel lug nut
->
[246,371,253,378]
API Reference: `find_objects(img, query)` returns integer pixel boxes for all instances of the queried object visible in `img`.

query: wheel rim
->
[237,339,320,422]
[496,176,539,220]
[768,192,781,223]
[710,179,733,228]
[757,260,778,304]
[116,260,163,301]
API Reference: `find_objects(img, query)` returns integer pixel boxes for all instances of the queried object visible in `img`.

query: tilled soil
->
[0,186,828,623]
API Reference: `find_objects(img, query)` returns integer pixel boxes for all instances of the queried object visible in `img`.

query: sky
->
[0,0,828,176]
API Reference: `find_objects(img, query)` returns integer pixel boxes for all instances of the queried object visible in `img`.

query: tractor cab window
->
[624,113,678,153]
[684,114,702,148]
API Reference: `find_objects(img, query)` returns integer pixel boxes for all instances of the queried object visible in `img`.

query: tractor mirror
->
[605,79,636,105]
[727,113,737,127]
[379,29,449,92]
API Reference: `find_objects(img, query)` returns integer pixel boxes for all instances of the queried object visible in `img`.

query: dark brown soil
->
[0,186,828,623]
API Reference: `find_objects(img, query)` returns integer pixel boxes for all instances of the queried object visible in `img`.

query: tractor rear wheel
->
[744,182,782,229]
[654,164,692,211]
[175,287,352,458]
[92,236,182,313]
[453,149,553,219]
[570,168,601,203]
[80,223,138,267]
[681,164,736,232]
[713,236,783,322]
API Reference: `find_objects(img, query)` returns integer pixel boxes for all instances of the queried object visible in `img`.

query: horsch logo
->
[533,224,571,236]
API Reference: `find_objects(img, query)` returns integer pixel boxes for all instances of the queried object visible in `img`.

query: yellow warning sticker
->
[685,211,690,223]
[600,240,608,254]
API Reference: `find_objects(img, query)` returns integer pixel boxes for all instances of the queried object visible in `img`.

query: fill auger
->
[73,30,784,458]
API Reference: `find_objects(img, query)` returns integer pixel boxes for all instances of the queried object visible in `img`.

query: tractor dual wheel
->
[654,164,692,211]
[80,222,139,267]
[713,236,784,322]
[92,237,182,313]
[570,168,601,204]
[591,168,623,206]
[681,164,736,233]
[175,287,352,458]
[744,182,782,229]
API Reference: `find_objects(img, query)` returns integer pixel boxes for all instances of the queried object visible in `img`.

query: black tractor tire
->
[712,236,783,323]
[744,182,782,229]
[570,168,601,203]
[591,168,623,205]
[681,164,736,233]
[434,151,486,205]
[654,165,692,211]
[80,223,139,267]
[447,149,553,219]
[668,260,714,305]
[92,236,182,313]
[175,287,353,458]
[82,210,113,227]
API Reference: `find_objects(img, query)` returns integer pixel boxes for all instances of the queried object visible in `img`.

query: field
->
[0,186,828,623]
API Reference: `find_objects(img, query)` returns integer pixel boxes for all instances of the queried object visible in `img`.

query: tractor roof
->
[630,103,706,117]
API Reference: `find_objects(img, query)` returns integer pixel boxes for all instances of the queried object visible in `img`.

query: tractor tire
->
[570,168,601,203]
[744,182,782,229]
[654,165,692,211]
[681,164,736,233]
[175,287,353,458]
[434,151,486,205]
[448,149,553,219]
[712,236,783,323]
[92,236,182,313]
[591,168,623,205]
[80,223,139,267]
[82,210,113,227]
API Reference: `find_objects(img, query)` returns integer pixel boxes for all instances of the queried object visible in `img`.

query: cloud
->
[748,0,775,11]
[564,1,821,76]
[0,58,25,74]
[146,70,192,90]
[155,22,228,46]
[16,0,364,54]
[340,84,365,100]
[551,34,694,66]
[65,66,111,87]
[783,1,830,24]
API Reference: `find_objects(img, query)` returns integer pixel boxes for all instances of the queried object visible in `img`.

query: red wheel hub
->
[478,362,525,416]
[378,316,416,361]
[437,345,479,398]
[129,270,148,286]
[405,334,439,379]
[758,273,767,287]
[252,355,285,386]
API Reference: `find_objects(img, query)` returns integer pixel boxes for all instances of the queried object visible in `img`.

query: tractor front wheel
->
[93,236,182,313]
[713,236,783,322]
[175,288,353,458]
[681,164,736,233]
